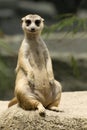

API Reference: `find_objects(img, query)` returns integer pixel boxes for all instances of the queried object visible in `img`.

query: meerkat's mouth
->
[28,29,39,34]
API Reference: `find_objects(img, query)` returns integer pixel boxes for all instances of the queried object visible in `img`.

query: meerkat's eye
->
[35,20,41,26]
[25,20,31,26]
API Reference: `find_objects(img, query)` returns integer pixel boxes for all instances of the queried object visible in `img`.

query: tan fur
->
[8,14,62,116]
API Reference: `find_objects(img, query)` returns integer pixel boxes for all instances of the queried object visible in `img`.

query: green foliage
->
[0,57,15,99]
[0,39,16,56]
[70,56,80,78]
[43,15,87,34]
[0,58,11,77]
[0,40,15,99]
[43,15,85,79]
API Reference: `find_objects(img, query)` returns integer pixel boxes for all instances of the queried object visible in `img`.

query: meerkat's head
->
[22,14,44,35]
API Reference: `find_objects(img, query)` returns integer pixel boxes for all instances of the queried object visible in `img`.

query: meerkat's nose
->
[31,28,35,32]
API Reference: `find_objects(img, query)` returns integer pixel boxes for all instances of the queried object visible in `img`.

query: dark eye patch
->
[25,19,31,26]
[35,20,41,26]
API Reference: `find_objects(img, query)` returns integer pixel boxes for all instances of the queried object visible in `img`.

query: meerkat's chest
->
[28,47,45,69]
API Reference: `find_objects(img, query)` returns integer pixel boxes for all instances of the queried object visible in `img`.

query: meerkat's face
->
[22,14,44,34]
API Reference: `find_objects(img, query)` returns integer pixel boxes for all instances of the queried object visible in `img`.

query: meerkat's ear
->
[21,17,25,23]
[42,18,44,22]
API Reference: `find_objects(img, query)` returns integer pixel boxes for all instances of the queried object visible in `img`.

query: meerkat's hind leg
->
[24,98,46,116]
[17,90,46,116]
[47,80,62,112]
[23,99,46,116]
[17,93,46,116]
[47,99,61,112]
[48,106,63,113]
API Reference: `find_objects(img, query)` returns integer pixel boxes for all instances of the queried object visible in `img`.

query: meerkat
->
[8,14,62,116]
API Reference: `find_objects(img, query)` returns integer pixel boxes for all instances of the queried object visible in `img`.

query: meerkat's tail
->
[8,97,18,107]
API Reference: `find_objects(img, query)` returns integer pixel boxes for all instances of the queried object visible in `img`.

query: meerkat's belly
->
[33,69,53,106]
[34,69,49,88]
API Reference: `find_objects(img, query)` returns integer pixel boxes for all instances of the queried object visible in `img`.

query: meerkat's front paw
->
[49,78,54,86]
[28,79,35,87]
[27,73,35,87]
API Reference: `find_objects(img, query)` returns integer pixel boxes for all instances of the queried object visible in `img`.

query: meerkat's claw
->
[28,79,35,88]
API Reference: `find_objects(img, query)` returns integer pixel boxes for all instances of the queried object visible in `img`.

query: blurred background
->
[0,0,87,100]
